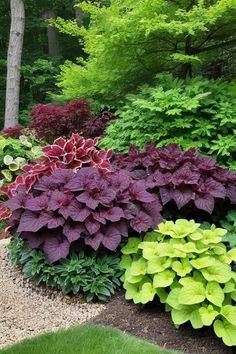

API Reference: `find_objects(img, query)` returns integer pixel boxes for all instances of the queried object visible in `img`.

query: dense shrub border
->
[120,220,236,346]
[8,236,122,302]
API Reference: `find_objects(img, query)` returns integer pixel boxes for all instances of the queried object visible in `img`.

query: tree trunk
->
[74,6,84,27]
[44,10,60,57]
[4,0,25,128]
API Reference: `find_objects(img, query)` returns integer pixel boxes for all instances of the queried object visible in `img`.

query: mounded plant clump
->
[120,220,236,346]
[8,237,122,302]
[5,167,161,263]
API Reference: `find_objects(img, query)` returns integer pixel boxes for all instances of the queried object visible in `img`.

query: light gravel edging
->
[0,241,105,349]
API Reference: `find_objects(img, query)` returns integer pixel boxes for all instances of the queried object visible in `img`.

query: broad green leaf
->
[147,256,172,273]
[153,270,175,288]
[122,238,140,255]
[166,288,182,310]
[144,231,162,242]
[230,291,236,301]
[130,258,147,276]
[226,249,236,262]
[124,279,155,304]
[199,305,218,326]
[138,242,158,260]
[188,231,203,241]
[156,287,168,304]
[221,305,236,325]
[213,319,236,346]
[120,254,132,270]
[201,229,226,245]
[223,280,235,293]
[211,243,227,255]
[190,309,204,329]
[172,259,192,277]
[178,282,205,305]
[190,256,217,269]
[173,242,198,253]
[156,243,186,258]
[171,305,199,325]
[9,162,20,172]
[124,268,144,284]
[205,281,224,307]
[3,154,13,165]
[201,263,232,283]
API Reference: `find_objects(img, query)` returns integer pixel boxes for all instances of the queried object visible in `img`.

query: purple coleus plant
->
[112,143,236,217]
[6,168,161,263]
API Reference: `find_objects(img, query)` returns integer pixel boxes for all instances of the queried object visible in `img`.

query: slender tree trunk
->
[44,10,60,57]
[74,6,84,27]
[4,0,25,128]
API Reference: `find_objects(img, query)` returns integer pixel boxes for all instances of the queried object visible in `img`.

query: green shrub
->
[101,75,236,169]
[8,237,122,302]
[220,210,236,250]
[120,220,236,346]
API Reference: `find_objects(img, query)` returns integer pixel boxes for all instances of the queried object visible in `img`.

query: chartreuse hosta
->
[120,220,236,346]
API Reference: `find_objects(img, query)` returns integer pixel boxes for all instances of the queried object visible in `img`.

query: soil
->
[91,291,235,354]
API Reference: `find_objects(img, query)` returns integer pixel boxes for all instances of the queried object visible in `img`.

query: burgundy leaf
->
[194,194,215,214]
[43,237,70,263]
[17,210,49,233]
[130,211,153,233]
[63,223,85,243]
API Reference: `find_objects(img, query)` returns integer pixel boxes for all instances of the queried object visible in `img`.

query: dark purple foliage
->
[112,143,236,217]
[6,167,161,263]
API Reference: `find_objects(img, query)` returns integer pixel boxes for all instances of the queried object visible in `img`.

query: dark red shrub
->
[112,143,236,218]
[6,133,112,197]
[1,125,23,138]
[29,100,116,142]
[6,167,161,263]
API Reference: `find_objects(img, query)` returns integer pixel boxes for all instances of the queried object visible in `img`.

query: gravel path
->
[0,239,105,349]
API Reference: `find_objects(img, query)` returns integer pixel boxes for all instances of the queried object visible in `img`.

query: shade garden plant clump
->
[8,236,122,302]
[112,143,236,221]
[120,219,236,346]
[5,133,112,197]
[5,167,161,263]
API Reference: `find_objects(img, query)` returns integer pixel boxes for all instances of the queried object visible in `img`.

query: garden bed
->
[0,240,104,349]
[91,292,234,354]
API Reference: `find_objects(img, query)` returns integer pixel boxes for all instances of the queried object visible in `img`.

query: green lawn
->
[0,324,181,354]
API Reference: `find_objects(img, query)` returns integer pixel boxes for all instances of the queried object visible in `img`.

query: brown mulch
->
[91,291,235,354]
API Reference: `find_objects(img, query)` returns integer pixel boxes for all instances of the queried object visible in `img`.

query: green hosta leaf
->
[223,280,235,293]
[130,258,147,276]
[171,304,199,325]
[122,238,140,255]
[166,288,182,310]
[158,219,199,238]
[120,254,132,270]
[156,243,186,258]
[9,162,20,171]
[178,282,205,305]
[201,229,226,245]
[190,256,217,269]
[188,231,203,241]
[190,309,204,329]
[205,281,224,307]
[211,243,227,255]
[172,259,192,277]
[226,248,236,262]
[147,256,172,273]
[3,154,13,165]
[144,231,162,242]
[124,268,144,284]
[1,169,13,182]
[201,262,232,283]
[138,242,158,260]
[124,279,155,304]
[194,241,208,253]
[173,242,198,253]
[153,270,175,288]
[156,287,168,304]
[221,305,236,325]
[199,305,219,326]
[213,319,236,346]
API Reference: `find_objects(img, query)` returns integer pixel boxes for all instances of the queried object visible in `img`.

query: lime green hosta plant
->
[120,220,236,346]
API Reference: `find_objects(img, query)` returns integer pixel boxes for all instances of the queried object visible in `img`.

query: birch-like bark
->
[4,0,25,128]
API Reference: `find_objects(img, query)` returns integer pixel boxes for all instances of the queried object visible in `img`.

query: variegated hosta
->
[5,167,162,263]
[6,133,112,197]
[120,219,236,346]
